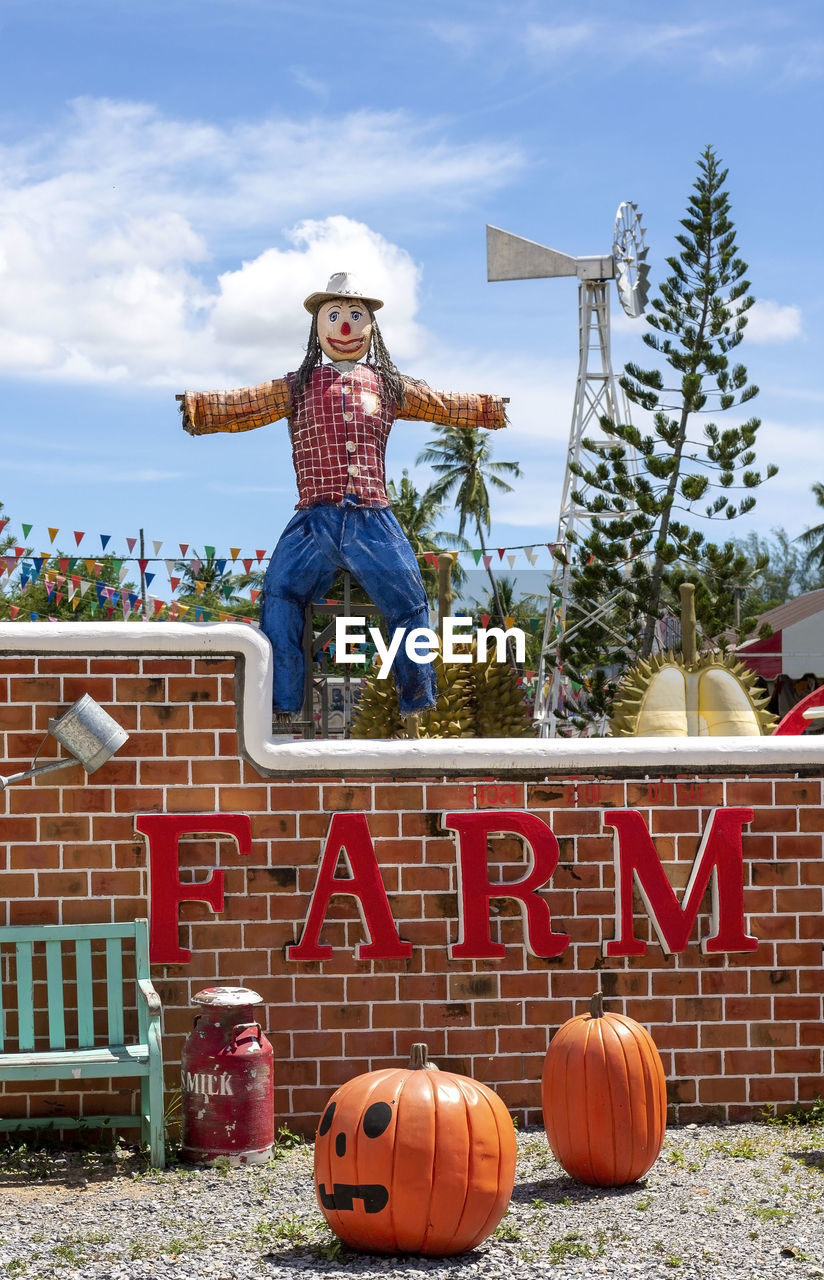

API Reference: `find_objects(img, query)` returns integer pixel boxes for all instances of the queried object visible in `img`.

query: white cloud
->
[524,22,593,57]
[745,299,803,344]
[0,97,523,387]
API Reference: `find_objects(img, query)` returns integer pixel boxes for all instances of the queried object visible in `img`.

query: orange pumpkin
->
[542,992,667,1186]
[314,1043,516,1255]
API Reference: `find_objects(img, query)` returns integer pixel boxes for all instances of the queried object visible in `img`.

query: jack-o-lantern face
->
[313,1044,516,1257]
[315,1097,392,1214]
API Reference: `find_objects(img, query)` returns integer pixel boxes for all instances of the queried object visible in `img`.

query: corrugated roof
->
[744,587,824,639]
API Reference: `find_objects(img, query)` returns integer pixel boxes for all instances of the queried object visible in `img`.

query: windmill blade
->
[486,226,578,281]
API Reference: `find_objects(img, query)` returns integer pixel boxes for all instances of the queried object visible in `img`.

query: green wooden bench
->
[0,919,165,1167]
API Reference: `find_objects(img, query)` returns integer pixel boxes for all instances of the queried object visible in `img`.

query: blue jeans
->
[260,496,437,716]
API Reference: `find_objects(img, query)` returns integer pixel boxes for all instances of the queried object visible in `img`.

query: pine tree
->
[563,146,777,717]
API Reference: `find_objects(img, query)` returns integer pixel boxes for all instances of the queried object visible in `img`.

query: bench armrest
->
[137,978,162,1018]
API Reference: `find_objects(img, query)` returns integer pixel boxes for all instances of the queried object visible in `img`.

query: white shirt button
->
[346,440,356,452]
[348,465,359,476]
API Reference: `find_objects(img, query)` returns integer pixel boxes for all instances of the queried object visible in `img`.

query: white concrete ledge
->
[2,622,823,777]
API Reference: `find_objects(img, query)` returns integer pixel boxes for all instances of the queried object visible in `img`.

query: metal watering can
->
[0,694,128,789]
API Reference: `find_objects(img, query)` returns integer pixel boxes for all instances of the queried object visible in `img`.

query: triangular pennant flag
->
[214,558,226,574]
[507,555,516,569]
[153,599,165,616]
[229,547,240,561]
[242,559,253,574]
[55,592,64,606]
[138,559,148,573]
[100,534,111,550]
[255,549,267,562]
[222,585,233,601]
[423,552,438,568]
[204,544,215,559]
[152,540,163,555]
[482,555,492,570]
[84,559,95,575]
[195,580,206,596]
[144,573,154,588]
[126,537,137,553]
[194,606,204,621]
[505,615,515,628]
[71,596,81,611]
[118,566,129,583]
[472,549,483,565]
[496,548,505,560]
[48,527,59,543]
[524,546,536,564]
[164,559,177,576]
[179,543,188,557]
[9,605,19,619]
[250,589,260,604]
[29,611,38,620]
[170,576,181,592]
[121,597,132,619]
[481,613,491,627]
[59,558,69,573]
[0,519,7,534]
[80,580,92,597]
[22,523,33,538]
[32,557,44,573]
[74,531,85,546]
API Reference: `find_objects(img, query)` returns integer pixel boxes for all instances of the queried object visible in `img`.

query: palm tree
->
[416,426,521,629]
[465,574,545,668]
[387,470,469,602]
[174,552,255,617]
[797,482,824,570]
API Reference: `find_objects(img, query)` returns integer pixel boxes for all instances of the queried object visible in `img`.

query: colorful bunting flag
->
[100,535,111,551]
[48,528,58,543]
[74,531,84,546]
[22,524,32,539]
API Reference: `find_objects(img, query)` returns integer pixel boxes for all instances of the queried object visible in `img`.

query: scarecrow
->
[179,272,507,731]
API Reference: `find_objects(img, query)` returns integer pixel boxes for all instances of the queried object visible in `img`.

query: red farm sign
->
[137,806,757,966]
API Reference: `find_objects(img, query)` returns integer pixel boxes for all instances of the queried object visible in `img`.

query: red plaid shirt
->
[181,363,506,508]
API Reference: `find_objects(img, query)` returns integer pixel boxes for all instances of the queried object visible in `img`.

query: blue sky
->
[0,0,821,601]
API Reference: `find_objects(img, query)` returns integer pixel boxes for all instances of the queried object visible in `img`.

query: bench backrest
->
[0,920,150,1052]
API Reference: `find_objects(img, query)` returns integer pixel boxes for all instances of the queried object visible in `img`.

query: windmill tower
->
[487,202,650,737]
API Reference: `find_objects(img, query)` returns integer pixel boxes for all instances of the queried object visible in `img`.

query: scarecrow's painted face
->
[316,298,372,362]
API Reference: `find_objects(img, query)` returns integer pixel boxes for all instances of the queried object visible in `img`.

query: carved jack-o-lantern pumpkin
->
[314,1043,516,1255]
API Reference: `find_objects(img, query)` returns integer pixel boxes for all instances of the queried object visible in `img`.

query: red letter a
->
[287,813,412,961]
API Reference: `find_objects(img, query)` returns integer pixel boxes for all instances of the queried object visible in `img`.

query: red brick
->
[725,780,773,805]
[774,780,822,806]
[424,783,475,809]
[140,705,190,730]
[751,808,798,832]
[699,1076,747,1104]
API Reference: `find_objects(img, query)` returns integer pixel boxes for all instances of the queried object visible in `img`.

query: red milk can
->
[180,986,274,1165]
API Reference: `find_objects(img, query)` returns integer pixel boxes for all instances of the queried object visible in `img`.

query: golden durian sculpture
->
[609,584,776,737]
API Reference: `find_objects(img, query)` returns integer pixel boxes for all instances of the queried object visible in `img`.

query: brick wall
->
[1,635,823,1137]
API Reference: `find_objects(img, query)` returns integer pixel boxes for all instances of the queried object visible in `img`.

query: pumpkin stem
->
[589,990,605,1019]
[408,1042,439,1071]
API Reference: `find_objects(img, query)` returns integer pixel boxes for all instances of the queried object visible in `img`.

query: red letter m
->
[603,807,758,957]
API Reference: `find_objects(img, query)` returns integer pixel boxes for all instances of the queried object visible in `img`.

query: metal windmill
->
[487,202,650,736]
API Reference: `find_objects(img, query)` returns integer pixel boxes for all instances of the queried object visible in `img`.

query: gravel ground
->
[1,1122,824,1279]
